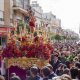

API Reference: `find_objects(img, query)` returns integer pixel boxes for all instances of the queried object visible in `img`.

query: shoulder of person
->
[39,77,43,80]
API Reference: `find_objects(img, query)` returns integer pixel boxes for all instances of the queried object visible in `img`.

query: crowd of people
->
[0,41,80,80]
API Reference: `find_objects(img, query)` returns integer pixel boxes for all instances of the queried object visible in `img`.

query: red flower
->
[33,36,39,43]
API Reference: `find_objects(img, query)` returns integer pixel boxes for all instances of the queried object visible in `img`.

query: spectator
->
[52,76,61,80]
[50,53,61,72]
[61,74,72,80]
[41,66,50,80]
[10,73,16,78]
[63,68,70,75]
[56,63,64,76]
[77,69,80,79]
[10,73,21,80]
[70,67,78,79]
[46,64,57,79]
[75,62,80,68]
[28,66,41,80]
[60,52,66,64]
[0,75,5,80]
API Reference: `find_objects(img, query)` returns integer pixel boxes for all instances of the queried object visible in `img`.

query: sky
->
[31,0,80,34]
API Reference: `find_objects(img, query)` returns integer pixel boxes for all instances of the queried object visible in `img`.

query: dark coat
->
[48,72,57,79]
[50,60,61,72]
[27,76,40,80]
[43,77,48,80]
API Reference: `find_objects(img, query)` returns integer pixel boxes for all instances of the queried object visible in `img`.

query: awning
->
[0,27,15,36]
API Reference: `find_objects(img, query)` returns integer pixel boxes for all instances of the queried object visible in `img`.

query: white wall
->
[0,0,4,11]
[31,2,43,27]
[0,0,4,25]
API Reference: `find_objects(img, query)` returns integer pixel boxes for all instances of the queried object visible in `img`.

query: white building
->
[0,0,4,25]
[0,0,30,46]
[42,12,61,34]
[63,29,79,39]
[31,1,43,28]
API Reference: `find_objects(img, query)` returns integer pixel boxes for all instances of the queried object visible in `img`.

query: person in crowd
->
[46,63,57,79]
[52,76,61,80]
[75,62,80,68]
[56,63,64,76]
[25,70,30,80]
[10,73,16,78]
[10,73,21,80]
[27,66,42,80]
[41,66,50,80]
[59,52,66,64]
[61,74,72,80]
[0,75,5,80]
[63,68,70,75]
[50,53,61,72]
[70,67,78,80]
[65,61,71,69]
[77,69,80,80]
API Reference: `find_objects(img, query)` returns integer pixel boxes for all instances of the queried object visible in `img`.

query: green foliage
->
[62,36,66,39]
[17,26,20,34]
[51,36,55,40]
[17,20,25,34]
[17,20,24,29]
[34,32,37,37]
[39,31,42,35]
[26,24,30,33]
[54,34,61,41]
[66,54,75,62]
[71,37,77,40]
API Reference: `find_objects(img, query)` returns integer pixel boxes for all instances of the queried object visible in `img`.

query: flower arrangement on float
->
[1,29,53,68]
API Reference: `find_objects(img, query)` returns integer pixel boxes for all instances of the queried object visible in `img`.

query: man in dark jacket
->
[50,54,61,72]
[46,64,57,79]
[27,66,41,80]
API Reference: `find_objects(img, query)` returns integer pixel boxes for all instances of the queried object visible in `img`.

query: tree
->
[61,35,66,40]
[54,34,61,41]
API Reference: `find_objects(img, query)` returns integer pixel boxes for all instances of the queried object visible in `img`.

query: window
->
[0,37,6,46]
[0,10,4,21]
[0,18,4,21]
[10,19,13,23]
[16,0,23,8]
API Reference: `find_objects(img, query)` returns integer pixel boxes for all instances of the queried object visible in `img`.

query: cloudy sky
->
[31,0,80,34]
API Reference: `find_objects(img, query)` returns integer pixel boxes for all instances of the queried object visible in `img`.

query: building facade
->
[42,12,61,34]
[31,1,43,28]
[0,0,30,46]
[63,29,79,40]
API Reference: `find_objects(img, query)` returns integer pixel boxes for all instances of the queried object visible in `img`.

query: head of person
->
[53,54,58,61]
[30,66,38,77]
[10,76,21,80]
[61,74,72,80]
[0,75,5,80]
[63,68,70,75]
[57,63,65,70]
[41,66,50,78]
[65,61,71,69]
[46,63,53,73]
[75,62,80,68]
[61,52,65,58]
[10,73,16,78]
[77,69,80,79]
[70,67,78,79]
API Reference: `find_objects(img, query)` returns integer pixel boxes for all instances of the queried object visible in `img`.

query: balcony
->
[13,6,28,16]
[13,0,31,16]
